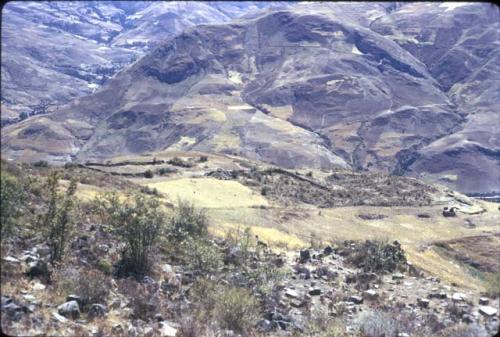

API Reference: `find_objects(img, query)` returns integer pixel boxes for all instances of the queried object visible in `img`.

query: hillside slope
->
[0,1,287,124]
[1,2,499,193]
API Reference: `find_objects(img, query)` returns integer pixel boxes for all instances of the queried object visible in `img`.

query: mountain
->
[1,2,499,194]
[0,1,288,125]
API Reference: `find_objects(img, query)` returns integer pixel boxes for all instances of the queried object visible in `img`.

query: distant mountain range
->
[1,2,499,194]
[1,1,288,124]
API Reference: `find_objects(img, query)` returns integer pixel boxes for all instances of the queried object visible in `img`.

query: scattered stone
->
[452,293,466,302]
[349,296,363,304]
[88,304,106,319]
[155,313,165,322]
[52,311,69,323]
[32,282,46,291]
[57,300,80,319]
[26,260,49,279]
[1,299,28,321]
[462,314,475,324]
[323,246,333,255]
[299,249,311,263]
[363,290,378,301]
[479,306,498,317]
[257,319,273,332]
[417,298,430,309]
[290,299,307,308]
[159,322,178,337]
[22,294,38,305]
[429,291,447,300]
[392,273,404,280]
[162,264,173,274]
[315,266,338,280]
[3,256,20,264]
[285,289,299,299]
[479,297,489,305]
[66,294,82,305]
[308,288,321,296]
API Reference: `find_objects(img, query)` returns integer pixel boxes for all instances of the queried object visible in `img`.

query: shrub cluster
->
[94,192,166,277]
[344,240,407,274]
[40,171,78,263]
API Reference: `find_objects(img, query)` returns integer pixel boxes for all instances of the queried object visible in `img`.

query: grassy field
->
[78,153,500,291]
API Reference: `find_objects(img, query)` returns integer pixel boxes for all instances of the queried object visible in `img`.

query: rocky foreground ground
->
[2,234,499,337]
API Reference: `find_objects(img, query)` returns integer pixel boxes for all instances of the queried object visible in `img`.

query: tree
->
[0,169,26,238]
[95,192,166,277]
[41,171,78,263]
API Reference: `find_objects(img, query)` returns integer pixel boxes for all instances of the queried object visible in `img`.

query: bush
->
[483,271,500,298]
[0,169,26,238]
[180,237,222,274]
[95,192,166,277]
[213,286,259,333]
[198,155,208,163]
[144,169,154,178]
[54,267,110,311]
[117,278,160,321]
[345,240,406,274]
[169,199,208,242]
[168,157,193,168]
[359,310,398,337]
[40,171,78,263]
[438,324,489,337]
[189,280,259,334]
[33,160,49,167]
[301,313,346,337]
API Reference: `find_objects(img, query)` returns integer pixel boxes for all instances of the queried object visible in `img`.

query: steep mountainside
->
[370,2,500,194]
[0,1,287,124]
[1,2,499,193]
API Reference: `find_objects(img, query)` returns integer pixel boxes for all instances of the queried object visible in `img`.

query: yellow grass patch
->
[209,222,307,250]
[143,177,268,208]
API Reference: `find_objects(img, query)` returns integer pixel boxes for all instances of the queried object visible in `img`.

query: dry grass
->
[143,177,269,208]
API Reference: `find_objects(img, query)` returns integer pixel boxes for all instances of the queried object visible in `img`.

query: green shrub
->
[345,240,406,274]
[0,170,26,238]
[168,157,193,168]
[33,160,49,167]
[144,169,154,178]
[54,267,110,311]
[40,171,78,263]
[169,199,208,241]
[95,192,165,277]
[180,237,222,274]
[189,280,259,334]
[438,324,489,337]
[213,286,259,333]
[96,258,113,275]
[483,272,500,298]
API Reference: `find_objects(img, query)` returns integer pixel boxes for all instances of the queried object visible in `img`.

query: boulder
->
[479,297,489,305]
[159,322,178,337]
[256,319,273,332]
[478,306,498,317]
[308,288,322,296]
[66,294,82,305]
[57,300,80,319]
[392,273,404,280]
[349,296,363,304]
[88,303,107,319]
[417,298,430,309]
[1,298,28,321]
[26,260,49,279]
[452,293,466,302]
[299,250,311,263]
[363,289,379,301]
[323,246,333,255]
[285,289,299,299]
